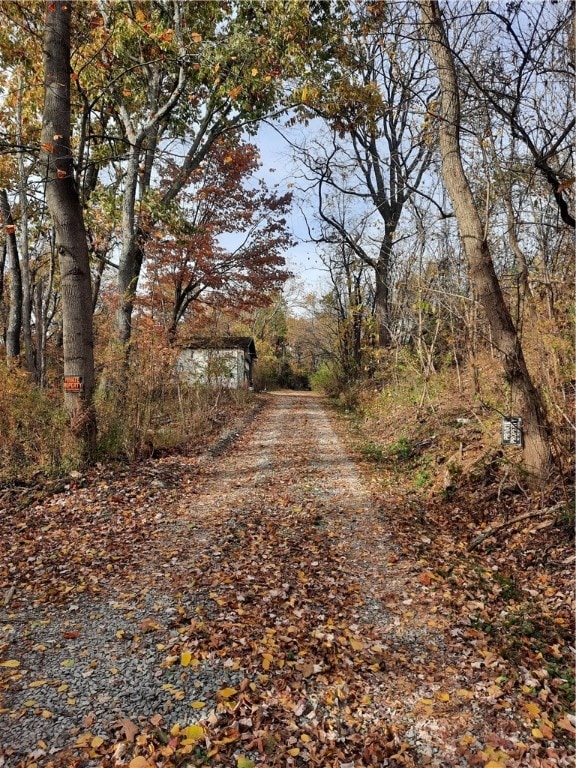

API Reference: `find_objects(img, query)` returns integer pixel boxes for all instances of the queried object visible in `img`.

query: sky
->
[254,120,329,303]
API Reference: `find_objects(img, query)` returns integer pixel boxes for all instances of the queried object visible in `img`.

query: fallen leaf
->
[436,691,450,702]
[218,687,237,699]
[182,724,204,740]
[129,758,151,768]
[118,717,139,743]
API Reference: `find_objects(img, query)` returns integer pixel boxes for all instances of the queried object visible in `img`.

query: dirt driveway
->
[0,393,572,766]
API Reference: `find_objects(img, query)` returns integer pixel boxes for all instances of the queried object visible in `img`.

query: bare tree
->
[296,2,438,347]
[420,0,555,480]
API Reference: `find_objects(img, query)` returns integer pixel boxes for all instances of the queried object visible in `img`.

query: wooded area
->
[0,2,574,764]
[0,0,572,481]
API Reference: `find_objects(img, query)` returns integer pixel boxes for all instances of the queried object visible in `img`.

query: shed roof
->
[181,336,257,357]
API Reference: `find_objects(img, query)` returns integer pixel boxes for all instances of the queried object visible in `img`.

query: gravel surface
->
[1,392,573,767]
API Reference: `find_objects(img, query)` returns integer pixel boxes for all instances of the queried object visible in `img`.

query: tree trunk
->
[374,233,393,347]
[420,0,554,480]
[116,144,142,347]
[0,189,22,361]
[42,0,96,457]
[17,75,38,379]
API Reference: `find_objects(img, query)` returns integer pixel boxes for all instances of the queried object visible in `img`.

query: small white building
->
[177,336,257,389]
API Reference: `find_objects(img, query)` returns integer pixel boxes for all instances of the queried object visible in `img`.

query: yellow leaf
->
[0,659,20,668]
[41,710,52,719]
[29,680,47,688]
[181,651,192,667]
[436,691,450,702]
[349,637,364,651]
[251,68,258,77]
[190,700,206,709]
[183,724,204,740]
[237,759,255,768]
[457,688,474,700]
[531,728,544,739]
[218,687,237,699]
[135,9,146,22]
[485,762,506,768]
[523,701,541,719]
[287,747,300,756]
[419,698,433,706]
[91,736,104,749]
[300,733,311,743]
[23,700,36,707]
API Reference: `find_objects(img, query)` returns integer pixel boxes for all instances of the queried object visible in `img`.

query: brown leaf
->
[118,716,139,743]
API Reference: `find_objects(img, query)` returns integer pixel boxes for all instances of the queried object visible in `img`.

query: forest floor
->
[0,391,574,768]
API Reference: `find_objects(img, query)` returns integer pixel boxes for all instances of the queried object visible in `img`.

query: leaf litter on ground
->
[0,392,573,767]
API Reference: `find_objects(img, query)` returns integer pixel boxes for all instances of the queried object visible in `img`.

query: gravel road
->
[1,392,570,767]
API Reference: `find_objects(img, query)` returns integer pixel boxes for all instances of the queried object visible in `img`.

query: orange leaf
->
[129,758,151,768]
[558,716,576,734]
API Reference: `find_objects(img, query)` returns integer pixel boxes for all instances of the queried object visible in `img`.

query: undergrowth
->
[328,353,575,721]
[0,350,256,486]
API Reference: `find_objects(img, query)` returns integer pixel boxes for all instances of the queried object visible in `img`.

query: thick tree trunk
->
[420,0,554,480]
[0,189,22,360]
[42,0,96,457]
